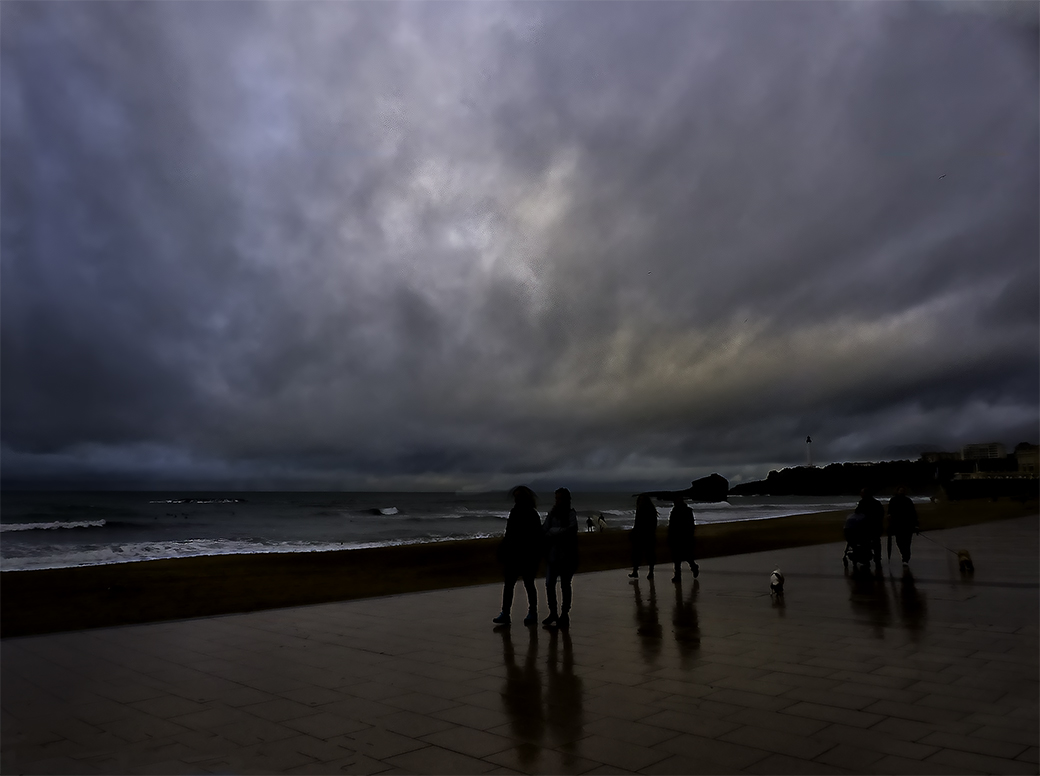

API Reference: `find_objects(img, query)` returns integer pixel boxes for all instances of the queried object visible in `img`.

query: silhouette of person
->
[499,625,544,766]
[855,486,885,573]
[632,578,662,664]
[494,486,543,626]
[545,628,583,768]
[887,486,919,566]
[672,579,700,664]
[542,488,578,629]
[667,496,699,583]
[629,494,657,580]
[585,515,595,533]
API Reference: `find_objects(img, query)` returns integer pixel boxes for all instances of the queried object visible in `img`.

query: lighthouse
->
[806,436,813,467]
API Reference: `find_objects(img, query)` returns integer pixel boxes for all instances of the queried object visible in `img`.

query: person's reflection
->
[890,566,927,640]
[672,579,700,665]
[846,566,891,638]
[499,625,544,767]
[632,578,662,664]
[545,628,583,768]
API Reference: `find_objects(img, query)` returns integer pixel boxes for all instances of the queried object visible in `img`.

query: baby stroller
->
[842,512,873,572]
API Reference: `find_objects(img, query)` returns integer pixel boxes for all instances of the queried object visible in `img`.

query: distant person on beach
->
[667,496,699,583]
[586,516,595,533]
[596,514,607,532]
[887,486,919,567]
[629,494,657,580]
[542,488,578,629]
[494,486,544,626]
[856,486,885,573]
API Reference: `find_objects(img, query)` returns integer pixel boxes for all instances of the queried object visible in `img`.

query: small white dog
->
[770,568,785,597]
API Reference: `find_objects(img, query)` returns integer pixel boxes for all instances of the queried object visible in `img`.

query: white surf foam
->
[0,520,106,532]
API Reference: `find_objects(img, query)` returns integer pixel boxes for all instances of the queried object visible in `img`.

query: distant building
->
[1015,443,1039,475]
[962,442,1007,460]
[921,451,961,463]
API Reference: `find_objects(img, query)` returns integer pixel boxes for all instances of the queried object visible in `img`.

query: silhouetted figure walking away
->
[542,488,578,630]
[494,486,543,626]
[887,486,919,566]
[856,486,885,574]
[667,496,698,583]
[629,494,657,580]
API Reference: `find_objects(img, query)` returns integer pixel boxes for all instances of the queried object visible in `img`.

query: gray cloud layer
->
[2,1,1037,490]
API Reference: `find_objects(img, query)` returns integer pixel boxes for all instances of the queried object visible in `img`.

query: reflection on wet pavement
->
[497,625,584,770]
[845,566,893,639]
[672,579,700,663]
[890,566,927,639]
[631,578,662,663]
[498,626,543,767]
[546,629,584,768]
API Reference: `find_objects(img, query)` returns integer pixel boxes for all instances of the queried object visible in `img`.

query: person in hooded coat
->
[629,494,658,580]
[493,486,544,626]
[667,496,699,583]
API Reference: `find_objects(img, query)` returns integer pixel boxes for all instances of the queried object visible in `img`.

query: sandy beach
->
[2,497,1035,639]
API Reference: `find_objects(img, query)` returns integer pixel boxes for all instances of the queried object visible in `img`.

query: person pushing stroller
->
[844,486,884,574]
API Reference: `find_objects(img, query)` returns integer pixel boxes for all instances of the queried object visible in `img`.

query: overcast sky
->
[2,1,1037,491]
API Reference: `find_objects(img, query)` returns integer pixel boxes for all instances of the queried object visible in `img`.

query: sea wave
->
[0,535,499,571]
[0,519,106,533]
[147,498,245,504]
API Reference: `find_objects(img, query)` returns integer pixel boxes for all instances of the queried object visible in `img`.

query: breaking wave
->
[0,520,106,533]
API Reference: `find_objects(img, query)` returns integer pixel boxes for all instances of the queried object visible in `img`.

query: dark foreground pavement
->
[3,515,1037,775]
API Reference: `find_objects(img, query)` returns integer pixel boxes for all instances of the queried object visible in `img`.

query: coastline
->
[2,498,1035,639]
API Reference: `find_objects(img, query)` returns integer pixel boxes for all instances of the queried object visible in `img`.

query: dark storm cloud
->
[2,1,1036,490]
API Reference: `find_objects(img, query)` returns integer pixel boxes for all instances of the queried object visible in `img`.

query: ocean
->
[0,491,880,571]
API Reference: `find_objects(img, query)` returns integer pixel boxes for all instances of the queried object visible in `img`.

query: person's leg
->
[495,570,518,623]
[544,563,559,624]
[559,572,573,628]
[896,533,912,563]
[522,571,538,623]
[647,540,656,578]
[502,570,517,612]
[630,540,640,577]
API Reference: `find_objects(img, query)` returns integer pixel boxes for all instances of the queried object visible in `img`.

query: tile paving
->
[2,514,1037,775]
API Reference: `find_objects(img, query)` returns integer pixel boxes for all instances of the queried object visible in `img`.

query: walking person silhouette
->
[887,486,919,567]
[542,488,578,629]
[667,496,699,583]
[494,486,543,626]
[629,494,658,580]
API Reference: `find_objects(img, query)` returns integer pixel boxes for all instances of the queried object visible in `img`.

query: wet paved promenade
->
[3,515,1037,775]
